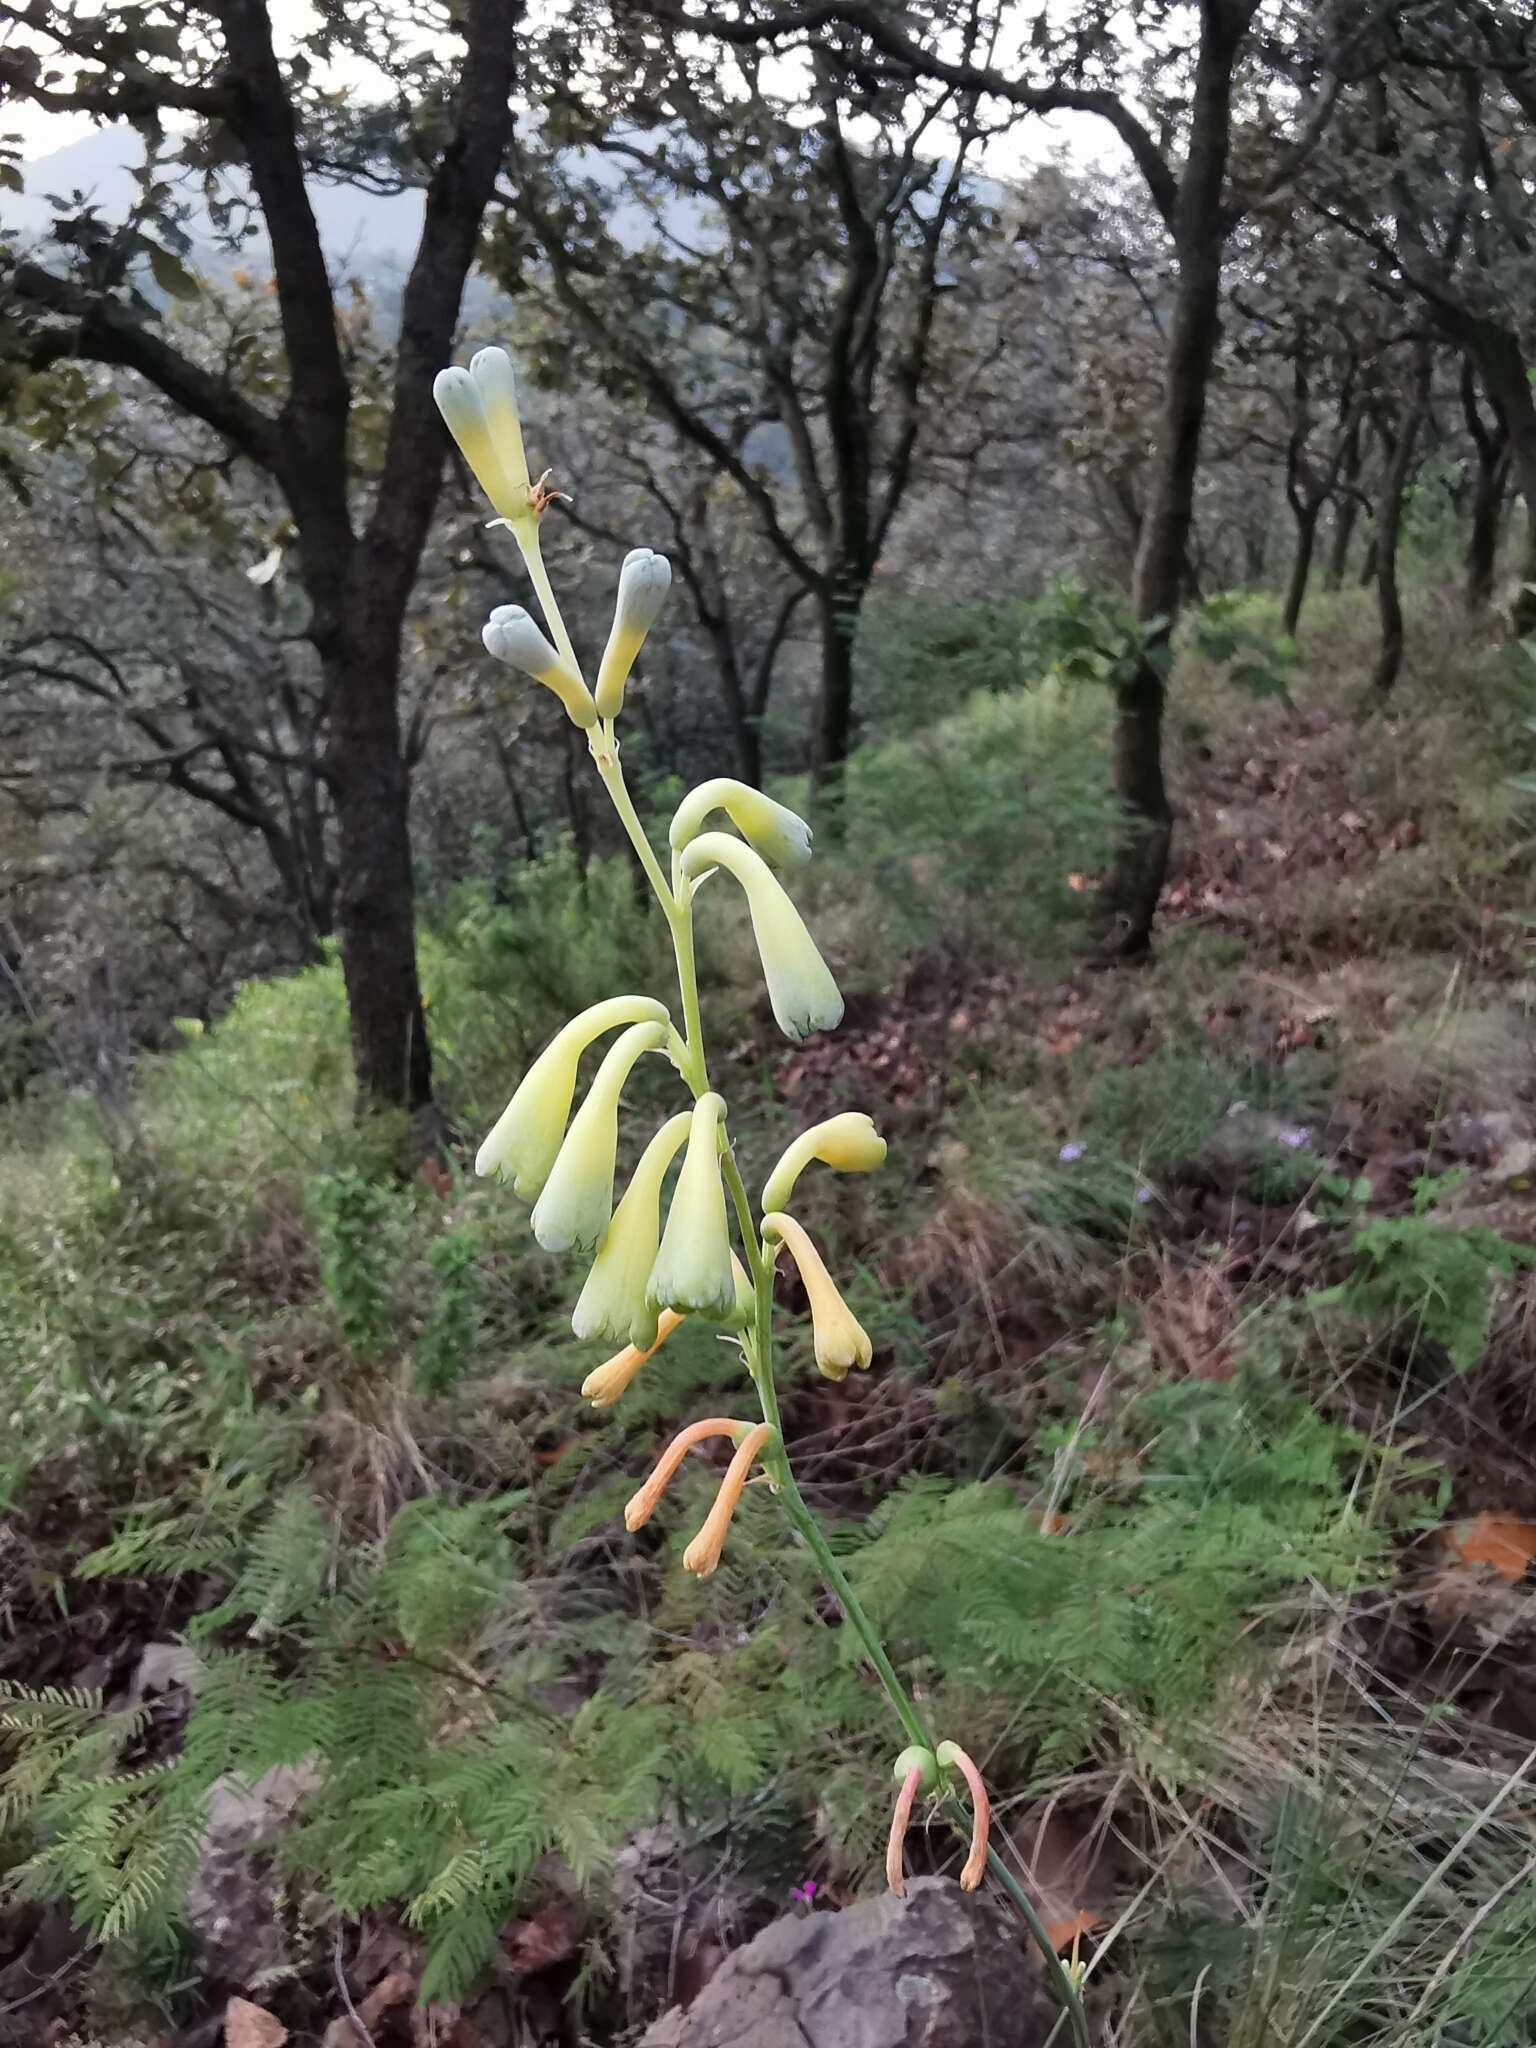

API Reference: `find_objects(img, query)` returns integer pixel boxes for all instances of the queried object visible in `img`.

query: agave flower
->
[622,1416,775,1579]
[595,549,673,719]
[669,778,813,870]
[432,346,535,529]
[679,833,842,1043]
[573,1111,692,1347]
[580,1308,686,1409]
[483,604,596,729]
[762,1112,886,1215]
[936,1741,991,1891]
[476,995,670,1198]
[647,1093,735,1317]
[530,1021,667,1253]
[762,1211,872,1380]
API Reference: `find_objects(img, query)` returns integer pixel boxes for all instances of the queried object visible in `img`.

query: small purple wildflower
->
[1135,1185,1153,1204]
[1058,1142,1085,1163]
[1276,1126,1312,1151]
[791,1879,818,1904]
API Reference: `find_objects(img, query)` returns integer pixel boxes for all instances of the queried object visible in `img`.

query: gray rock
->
[639,1876,1050,2048]
[185,1763,319,1987]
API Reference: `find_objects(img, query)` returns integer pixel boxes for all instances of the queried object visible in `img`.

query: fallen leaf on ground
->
[1042,1910,1106,1953]
[1450,1514,1536,1582]
[225,1998,287,2048]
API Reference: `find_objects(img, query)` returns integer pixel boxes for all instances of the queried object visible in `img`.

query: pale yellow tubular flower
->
[761,1112,887,1216]
[476,996,669,1198]
[668,777,813,870]
[573,1112,692,1348]
[679,833,842,1043]
[595,549,672,719]
[761,1211,872,1380]
[682,1422,774,1578]
[647,1093,736,1318]
[482,605,597,729]
[624,1415,752,1529]
[580,1307,685,1409]
[726,1250,755,1331]
[936,1741,991,1892]
[530,1021,667,1253]
[432,349,531,525]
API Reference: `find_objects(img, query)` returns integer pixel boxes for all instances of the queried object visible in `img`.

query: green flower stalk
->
[453,338,1090,2048]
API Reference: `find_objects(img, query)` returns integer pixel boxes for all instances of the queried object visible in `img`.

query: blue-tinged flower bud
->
[476,996,669,1198]
[573,1111,692,1348]
[483,605,597,729]
[432,347,532,525]
[679,833,842,1043]
[647,1093,736,1317]
[670,778,813,870]
[762,1112,886,1215]
[595,549,672,719]
[532,1022,667,1253]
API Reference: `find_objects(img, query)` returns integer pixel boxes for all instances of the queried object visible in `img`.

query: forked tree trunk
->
[1100,0,1257,955]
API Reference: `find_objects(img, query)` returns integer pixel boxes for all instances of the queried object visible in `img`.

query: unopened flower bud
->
[477,996,669,1198]
[595,549,672,719]
[483,604,597,729]
[682,1422,774,1578]
[624,1415,755,1530]
[935,1741,991,1892]
[531,1021,666,1253]
[680,833,842,1043]
[670,778,813,870]
[762,1113,886,1215]
[762,1211,872,1380]
[580,1308,685,1409]
[433,346,533,525]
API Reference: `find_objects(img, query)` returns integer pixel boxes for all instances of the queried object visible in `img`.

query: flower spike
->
[886,1746,939,1901]
[624,1416,755,1530]
[581,1308,685,1409]
[531,1021,666,1253]
[936,1741,991,1892]
[683,1422,774,1579]
[483,605,597,729]
[670,778,813,870]
[648,1093,736,1318]
[762,1112,887,1216]
[680,832,842,1043]
[574,1112,692,1348]
[477,996,669,1198]
[762,1212,872,1380]
[595,549,672,719]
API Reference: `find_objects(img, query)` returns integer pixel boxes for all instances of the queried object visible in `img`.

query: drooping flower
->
[477,996,670,1198]
[573,1112,692,1347]
[530,1021,667,1253]
[483,604,596,729]
[935,1741,991,1892]
[595,549,672,719]
[885,1745,939,1901]
[682,1421,774,1578]
[669,778,813,870]
[647,1093,736,1318]
[762,1112,886,1216]
[580,1308,686,1409]
[624,1415,754,1529]
[762,1211,872,1381]
[432,346,533,528]
[680,833,842,1043]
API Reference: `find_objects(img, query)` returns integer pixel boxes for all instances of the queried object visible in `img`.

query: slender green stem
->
[586,742,1089,2048]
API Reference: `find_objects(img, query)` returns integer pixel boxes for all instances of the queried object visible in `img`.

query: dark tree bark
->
[8,0,520,1118]
[1372,342,1432,696]
[1101,0,1259,956]
[1461,357,1510,612]
[1322,416,1364,590]
[1282,502,1321,636]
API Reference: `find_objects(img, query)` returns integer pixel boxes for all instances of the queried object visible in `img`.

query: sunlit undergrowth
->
[5,602,1536,2038]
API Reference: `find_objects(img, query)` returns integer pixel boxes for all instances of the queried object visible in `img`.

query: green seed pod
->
[892,1745,939,1794]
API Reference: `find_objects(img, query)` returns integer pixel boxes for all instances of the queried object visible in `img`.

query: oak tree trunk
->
[1282,502,1320,636]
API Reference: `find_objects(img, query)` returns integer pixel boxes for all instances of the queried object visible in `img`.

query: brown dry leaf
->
[1041,1910,1106,1953]
[225,1997,287,2048]
[502,1900,582,1978]
[1450,1513,1536,1582]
